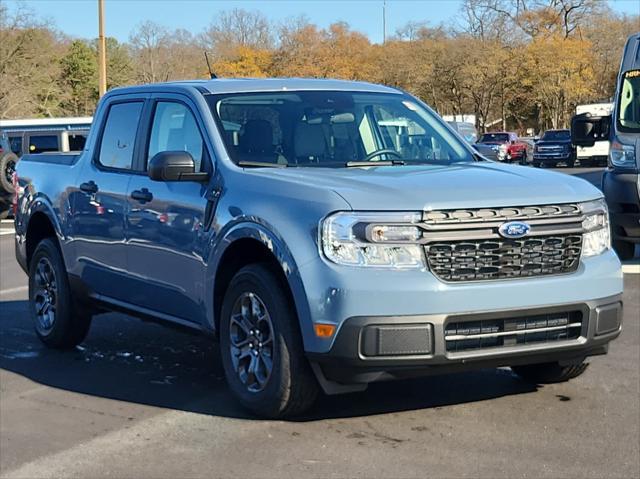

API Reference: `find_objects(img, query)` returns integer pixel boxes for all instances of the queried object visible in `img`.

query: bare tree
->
[200,8,273,59]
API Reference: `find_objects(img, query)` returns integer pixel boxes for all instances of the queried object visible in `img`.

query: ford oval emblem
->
[499,221,531,239]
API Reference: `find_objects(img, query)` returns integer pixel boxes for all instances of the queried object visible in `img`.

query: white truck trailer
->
[575,103,613,166]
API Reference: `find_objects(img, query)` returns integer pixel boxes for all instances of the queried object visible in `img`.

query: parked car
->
[15,78,623,418]
[477,131,528,164]
[532,129,576,168]
[0,131,18,218]
[573,32,640,260]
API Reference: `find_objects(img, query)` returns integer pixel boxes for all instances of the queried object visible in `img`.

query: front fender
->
[204,220,314,347]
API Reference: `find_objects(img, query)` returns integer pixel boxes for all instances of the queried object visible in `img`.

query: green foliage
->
[60,40,97,116]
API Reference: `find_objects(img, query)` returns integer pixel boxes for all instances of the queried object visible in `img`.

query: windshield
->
[206,91,474,167]
[618,69,640,133]
[541,130,570,141]
[479,133,509,143]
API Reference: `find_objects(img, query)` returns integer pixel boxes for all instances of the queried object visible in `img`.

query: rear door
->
[70,96,147,301]
[124,94,213,323]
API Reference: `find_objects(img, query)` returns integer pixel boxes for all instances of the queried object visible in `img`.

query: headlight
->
[321,212,425,268]
[580,199,610,257]
[610,140,636,168]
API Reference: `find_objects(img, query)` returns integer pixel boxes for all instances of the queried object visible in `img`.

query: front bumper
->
[603,169,640,242]
[309,295,622,389]
[533,152,572,163]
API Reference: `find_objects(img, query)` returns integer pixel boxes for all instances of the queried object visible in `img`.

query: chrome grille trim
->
[422,204,581,225]
[444,311,584,353]
[444,323,582,341]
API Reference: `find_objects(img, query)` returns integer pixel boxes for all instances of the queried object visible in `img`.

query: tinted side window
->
[98,102,143,170]
[68,133,87,151]
[29,135,59,153]
[148,102,204,171]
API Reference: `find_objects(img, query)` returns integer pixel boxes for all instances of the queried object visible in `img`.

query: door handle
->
[79,181,98,194]
[130,188,153,203]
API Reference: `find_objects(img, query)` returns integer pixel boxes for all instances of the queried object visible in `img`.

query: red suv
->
[477,132,528,164]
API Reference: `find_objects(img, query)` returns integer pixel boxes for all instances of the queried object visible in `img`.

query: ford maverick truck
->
[14,79,623,418]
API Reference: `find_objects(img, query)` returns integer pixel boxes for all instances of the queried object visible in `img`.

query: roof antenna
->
[204,51,217,79]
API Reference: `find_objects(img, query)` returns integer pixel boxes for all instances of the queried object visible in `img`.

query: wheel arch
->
[25,208,63,269]
[208,224,312,342]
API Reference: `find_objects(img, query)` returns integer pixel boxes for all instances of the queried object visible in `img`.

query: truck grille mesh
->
[445,311,583,353]
[426,235,582,281]
[421,204,583,282]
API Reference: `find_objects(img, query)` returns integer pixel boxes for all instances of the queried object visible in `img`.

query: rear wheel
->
[511,361,588,383]
[519,151,527,165]
[28,239,92,348]
[219,264,319,418]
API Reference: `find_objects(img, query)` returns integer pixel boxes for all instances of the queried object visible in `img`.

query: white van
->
[575,103,613,166]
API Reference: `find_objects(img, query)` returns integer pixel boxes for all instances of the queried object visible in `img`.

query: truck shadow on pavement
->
[0,300,538,421]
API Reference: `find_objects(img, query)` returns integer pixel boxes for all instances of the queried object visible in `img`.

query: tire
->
[519,152,527,165]
[28,238,92,349]
[219,263,319,418]
[532,162,541,168]
[613,239,636,261]
[0,151,18,194]
[511,361,588,384]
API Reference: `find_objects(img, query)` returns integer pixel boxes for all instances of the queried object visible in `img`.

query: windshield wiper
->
[238,160,288,168]
[345,160,406,167]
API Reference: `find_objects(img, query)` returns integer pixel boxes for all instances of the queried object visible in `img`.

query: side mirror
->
[148,151,209,182]
[571,113,611,147]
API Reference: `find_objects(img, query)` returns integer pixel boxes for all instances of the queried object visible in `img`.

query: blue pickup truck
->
[14,79,623,417]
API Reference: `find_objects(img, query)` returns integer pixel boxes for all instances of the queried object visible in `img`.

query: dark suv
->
[533,129,576,168]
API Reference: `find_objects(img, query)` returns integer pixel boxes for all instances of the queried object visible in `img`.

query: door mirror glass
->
[148,151,209,182]
[571,113,610,147]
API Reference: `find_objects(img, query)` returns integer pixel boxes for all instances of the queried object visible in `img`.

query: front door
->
[124,96,212,323]
[70,99,145,300]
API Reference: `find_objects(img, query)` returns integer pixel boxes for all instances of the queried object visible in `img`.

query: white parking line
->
[622,263,640,274]
[0,229,15,236]
[0,285,28,296]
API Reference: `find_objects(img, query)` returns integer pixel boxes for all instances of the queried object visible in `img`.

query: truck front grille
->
[420,204,584,282]
[426,235,582,281]
[445,311,583,353]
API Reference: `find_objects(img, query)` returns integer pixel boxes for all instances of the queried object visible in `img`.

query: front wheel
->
[28,239,92,348]
[511,361,588,384]
[219,264,319,418]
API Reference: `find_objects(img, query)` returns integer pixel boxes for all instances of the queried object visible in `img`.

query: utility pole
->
[382,0,386,44]
[98,0,107,97]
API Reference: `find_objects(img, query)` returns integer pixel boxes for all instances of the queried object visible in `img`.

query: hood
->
[249,162,602,211]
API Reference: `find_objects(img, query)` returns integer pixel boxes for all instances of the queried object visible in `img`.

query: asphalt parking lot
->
[1,167,638,478]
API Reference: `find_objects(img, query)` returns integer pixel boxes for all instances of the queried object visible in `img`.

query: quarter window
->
[28,135,59,153]
[148,102,205,171]
[98,102,143,170]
